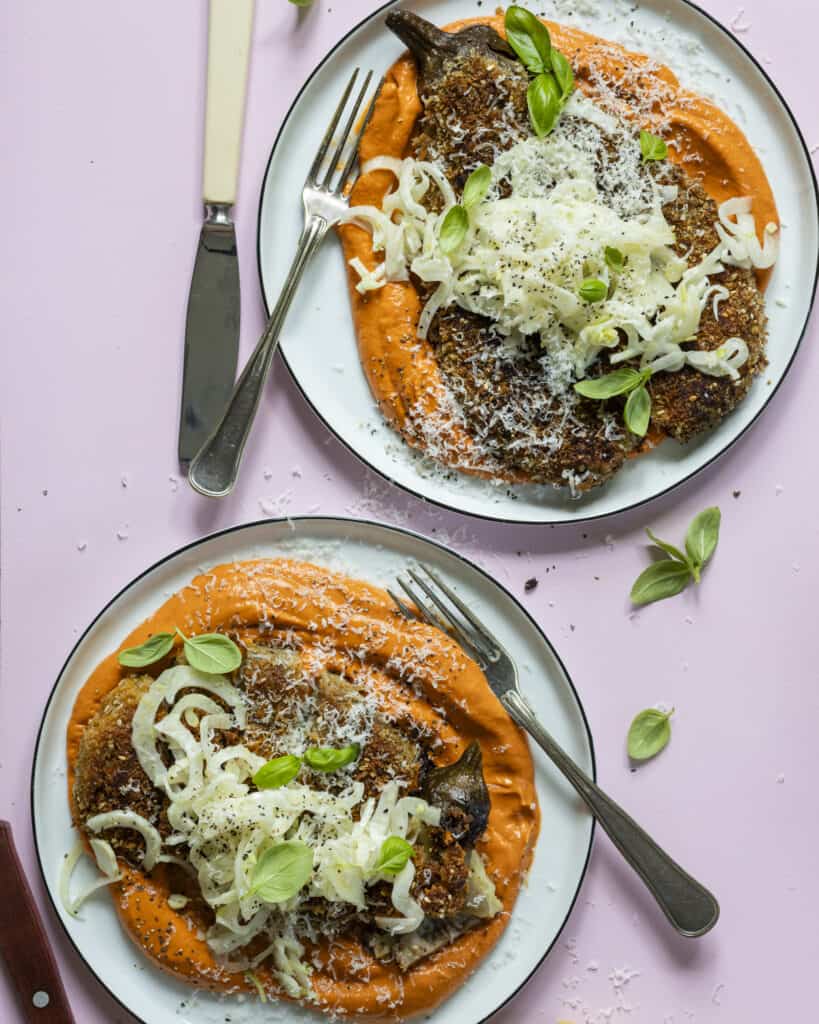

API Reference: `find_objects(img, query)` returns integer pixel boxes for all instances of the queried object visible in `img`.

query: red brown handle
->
[0,822,75,1023]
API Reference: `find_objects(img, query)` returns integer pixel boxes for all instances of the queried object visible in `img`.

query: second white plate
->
[258,0,818,523]
[33,517,594,1024]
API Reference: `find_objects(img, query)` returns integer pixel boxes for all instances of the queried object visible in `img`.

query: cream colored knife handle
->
[202,0,255,205]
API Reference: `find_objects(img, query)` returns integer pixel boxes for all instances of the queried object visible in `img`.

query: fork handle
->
[188,217,329,497]
[502,689,719,937]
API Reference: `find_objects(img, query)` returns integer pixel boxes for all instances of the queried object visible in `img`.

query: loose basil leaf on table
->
[504,5,552,73]
[640,129,668,163]
[253,755,302,790]
[627,708,674,760]
[177,630,242,674]
[574,368,642,399]
[374,836,414,876]
[624,384,651,437]
[304,743,360,772]
[685,506,721,577]
[630,559,692,606]
[462,164,492,209]
[527,72,562,138]
[645,528,689,566]
[118,632,175,668]
[439,204,469,254]
[249,841,314,903]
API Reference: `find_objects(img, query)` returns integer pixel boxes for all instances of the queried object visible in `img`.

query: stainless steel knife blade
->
[178,213,240,463]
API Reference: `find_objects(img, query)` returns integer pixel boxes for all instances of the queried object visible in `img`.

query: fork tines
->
[307,68,384,195]
[391,565,501,667]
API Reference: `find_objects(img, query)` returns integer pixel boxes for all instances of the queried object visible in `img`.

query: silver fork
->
[188,69,383,498]
[391,565,720,938]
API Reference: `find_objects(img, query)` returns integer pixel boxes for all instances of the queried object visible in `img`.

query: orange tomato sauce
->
[66,559,539,1018]
[338,14,778,478]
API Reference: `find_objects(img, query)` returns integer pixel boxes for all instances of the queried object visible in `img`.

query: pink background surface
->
[1,1,817,1021]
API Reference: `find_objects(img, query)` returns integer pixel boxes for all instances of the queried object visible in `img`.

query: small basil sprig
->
[527,73,562,138]
[248,841,313,903]
[630,507,722,605]
[462,164,492,209]
[304,743,360,772]
[439,164,492,254]
[624,383,651,437]
[640,129,668,164]
[505,5,551,72]
[439,205,469,254]
[373,836,413,876]
[505,6,574,138]
[177,629,242,674]
[629,559,691,605]
[685,506,721,579]
[118,632,175,668]
[628,708,674,760]
[578,278,607,303]
[551,49,574,98]
[574,367,653,437]
[253,755,302,790]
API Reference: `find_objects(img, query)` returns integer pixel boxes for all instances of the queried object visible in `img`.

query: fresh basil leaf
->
[646,528,688,566]
[527,73,562,138]
[439,205,468,254]
[249,841,313,903]
[374,836,414,877]
[304,743,360,772]
[624,384,651,437]
[462,164,492,210]
[685,506,721,577]
[504,6,552,73]
[551,48,574,99]
[604,246,625,273]
[118,632,175,668]
[578,277,608,303]
[253,755,302,790]
[574,368,642,399]
[630,559,692,606]
[178,630,242,674]
[627,708,674,760]
[640,129,668,164]
[289,0,314,6]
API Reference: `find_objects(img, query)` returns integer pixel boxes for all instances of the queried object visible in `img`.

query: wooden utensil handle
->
[0,822,75,1023]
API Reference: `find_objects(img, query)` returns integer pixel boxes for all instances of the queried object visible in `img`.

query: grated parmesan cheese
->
[346,91,777,388]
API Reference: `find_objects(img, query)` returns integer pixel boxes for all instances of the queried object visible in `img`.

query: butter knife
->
[178,0,255,464]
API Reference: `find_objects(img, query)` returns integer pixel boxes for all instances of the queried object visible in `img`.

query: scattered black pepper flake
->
[524,577,538,592]
[733,490,741,499]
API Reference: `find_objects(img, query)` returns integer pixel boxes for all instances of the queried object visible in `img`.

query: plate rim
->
[255,0,819,526]
[30,514,597,1024]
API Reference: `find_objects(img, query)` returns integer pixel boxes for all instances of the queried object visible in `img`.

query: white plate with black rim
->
[32,517,594,1024]
[257,0,818,524]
